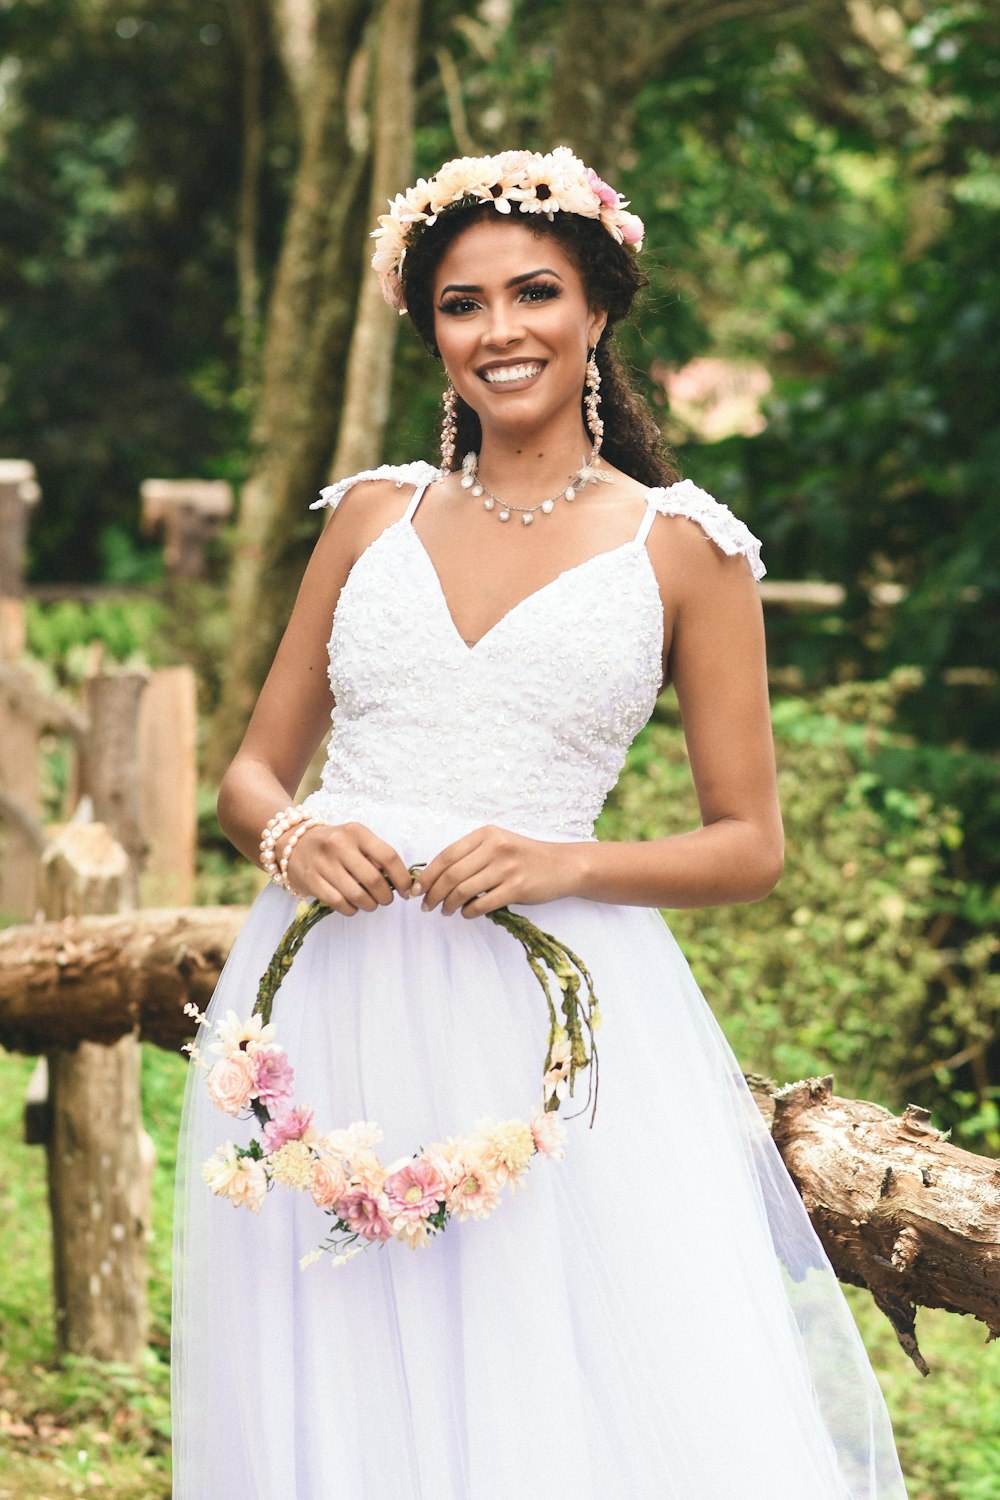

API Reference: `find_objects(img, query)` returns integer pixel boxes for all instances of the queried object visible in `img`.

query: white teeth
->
[483,363,542,384]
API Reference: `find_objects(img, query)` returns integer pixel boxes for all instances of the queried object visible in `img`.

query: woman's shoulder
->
[309,461,442,514]
[643,478,765,581]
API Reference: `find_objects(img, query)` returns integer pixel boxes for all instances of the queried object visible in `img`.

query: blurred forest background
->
[1,0,999,1495]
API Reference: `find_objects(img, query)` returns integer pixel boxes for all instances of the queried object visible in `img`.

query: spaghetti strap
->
[634,500,658,548]
[402,480,433,524]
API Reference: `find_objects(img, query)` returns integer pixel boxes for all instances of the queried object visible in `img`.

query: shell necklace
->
[459,446,612,525]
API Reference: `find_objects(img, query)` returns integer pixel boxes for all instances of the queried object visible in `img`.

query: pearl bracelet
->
[259,804,310,889]
[278,817,322,895]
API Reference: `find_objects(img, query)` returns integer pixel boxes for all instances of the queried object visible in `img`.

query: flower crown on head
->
[371,146,645,312]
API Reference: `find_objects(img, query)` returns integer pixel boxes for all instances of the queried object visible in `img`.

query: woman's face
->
[431,218,607,442]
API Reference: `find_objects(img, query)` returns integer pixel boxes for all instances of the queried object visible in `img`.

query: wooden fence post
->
[0,461,43,918]
[0,670,42,920]
[138,666,198,906]
[140,478,233,579]
[77,671,148,907]
[41,822,152,1365]
[0,458,40,661]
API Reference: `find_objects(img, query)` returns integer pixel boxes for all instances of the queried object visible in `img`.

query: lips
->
[480,361,544,385]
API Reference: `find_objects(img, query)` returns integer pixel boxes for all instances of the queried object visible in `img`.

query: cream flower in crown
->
[371,146,645,312]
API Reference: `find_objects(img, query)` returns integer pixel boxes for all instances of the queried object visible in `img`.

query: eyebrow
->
[438,268,563,296]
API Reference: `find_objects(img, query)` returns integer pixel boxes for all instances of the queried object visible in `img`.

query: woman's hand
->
[415,826,582,918]
[283,822,414,915]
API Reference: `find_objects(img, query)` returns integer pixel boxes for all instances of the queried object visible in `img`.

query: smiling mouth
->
[480,361,544,385]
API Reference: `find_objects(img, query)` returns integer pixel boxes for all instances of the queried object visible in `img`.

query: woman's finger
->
[422,850,495,913]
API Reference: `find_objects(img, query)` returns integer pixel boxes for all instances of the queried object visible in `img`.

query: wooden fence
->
[0,462,209,1363]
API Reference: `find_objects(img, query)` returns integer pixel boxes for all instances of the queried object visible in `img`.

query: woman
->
[173,148,907,1497]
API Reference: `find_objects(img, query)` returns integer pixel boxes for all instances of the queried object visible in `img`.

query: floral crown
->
[371,146,645,312]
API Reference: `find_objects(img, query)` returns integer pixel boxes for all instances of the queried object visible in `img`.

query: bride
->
[172,147,907,1498]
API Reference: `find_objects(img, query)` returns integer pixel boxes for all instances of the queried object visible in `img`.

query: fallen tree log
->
[0,907,246,1053]
[748,1075,1000,1370]
[1,909,998,1367]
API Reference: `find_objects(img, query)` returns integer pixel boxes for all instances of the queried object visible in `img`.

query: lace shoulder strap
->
[645,479,765,581]
[309,460,442,513]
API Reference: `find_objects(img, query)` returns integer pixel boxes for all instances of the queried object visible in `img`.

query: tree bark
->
[329,0,421,483]
[0,906,247,1054]
[40,822,150,1367]
[545,0,827,172]
[2,906,998,1363]
[210,0,377,775]
[759,1075,1000,1373]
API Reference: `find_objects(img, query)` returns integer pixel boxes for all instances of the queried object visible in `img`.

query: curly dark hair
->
[400,203,678,487]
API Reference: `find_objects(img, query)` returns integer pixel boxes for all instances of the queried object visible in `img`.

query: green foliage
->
[0,1044,182,1496]
[25,595,168,682]
[0,0,274,581]
[598,673,1000,1149]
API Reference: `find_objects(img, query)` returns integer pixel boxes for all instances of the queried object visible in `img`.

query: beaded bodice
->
[304,463,764,854]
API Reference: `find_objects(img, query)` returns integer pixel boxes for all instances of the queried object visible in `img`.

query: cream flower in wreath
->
[320,1120,384,1161]
[203,1142,267,1212]
[473,1117,535,1189]
[441,1148,503,1222]
[212,1008,276,1057]
[269,1139,315,1191]
[543,1030,573,1105]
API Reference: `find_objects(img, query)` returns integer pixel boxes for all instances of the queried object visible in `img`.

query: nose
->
[482,301,524,349]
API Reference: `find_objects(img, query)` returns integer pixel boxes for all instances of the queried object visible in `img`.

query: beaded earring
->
[440,382,458,470]
[584,347,604,455]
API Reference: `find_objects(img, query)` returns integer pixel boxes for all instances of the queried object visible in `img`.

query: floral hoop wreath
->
[371,146,645,312]
[186,888,601,1268]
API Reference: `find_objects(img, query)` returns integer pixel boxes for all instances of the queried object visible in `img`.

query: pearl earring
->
[584,348,604,454]
[440,382,458,470]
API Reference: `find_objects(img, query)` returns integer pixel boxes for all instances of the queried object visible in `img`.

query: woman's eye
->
[520,283,559,303]
[438,297,479,316]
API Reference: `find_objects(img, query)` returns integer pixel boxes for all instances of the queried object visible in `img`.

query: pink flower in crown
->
[530,1107,567,1161]
[251,1045,295,1109]
[585,166,621,210]
[262,1104,314,1153]
[383,1156,448,1225]
[615,211,645,247]
[206,1052,256,1116]
[310,1155,349,1210]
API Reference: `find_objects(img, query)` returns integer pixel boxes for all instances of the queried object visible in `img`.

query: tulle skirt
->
[172,820,907,1499]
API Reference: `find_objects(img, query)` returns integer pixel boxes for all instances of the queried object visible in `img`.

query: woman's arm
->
[418,513,783,916]
[217,482,416,911]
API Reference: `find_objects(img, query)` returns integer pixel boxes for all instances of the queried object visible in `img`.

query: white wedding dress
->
[172,463,907,1499]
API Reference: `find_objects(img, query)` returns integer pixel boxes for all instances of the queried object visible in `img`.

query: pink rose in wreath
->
[206,1053,256,1116]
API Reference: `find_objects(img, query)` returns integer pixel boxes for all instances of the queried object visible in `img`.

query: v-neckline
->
[403,520,649,653]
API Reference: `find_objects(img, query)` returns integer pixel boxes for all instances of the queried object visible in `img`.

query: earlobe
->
[588,309,609,347]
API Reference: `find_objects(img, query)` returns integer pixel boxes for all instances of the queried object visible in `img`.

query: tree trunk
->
[546,0,825,171]
[329,0,421,483]
[210,0,377,775]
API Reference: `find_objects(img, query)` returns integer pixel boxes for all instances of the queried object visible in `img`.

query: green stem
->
[253,889,602,1119]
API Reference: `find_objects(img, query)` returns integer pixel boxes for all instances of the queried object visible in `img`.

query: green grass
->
[0,1046,185,1498]
[1,1044,998,1496]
